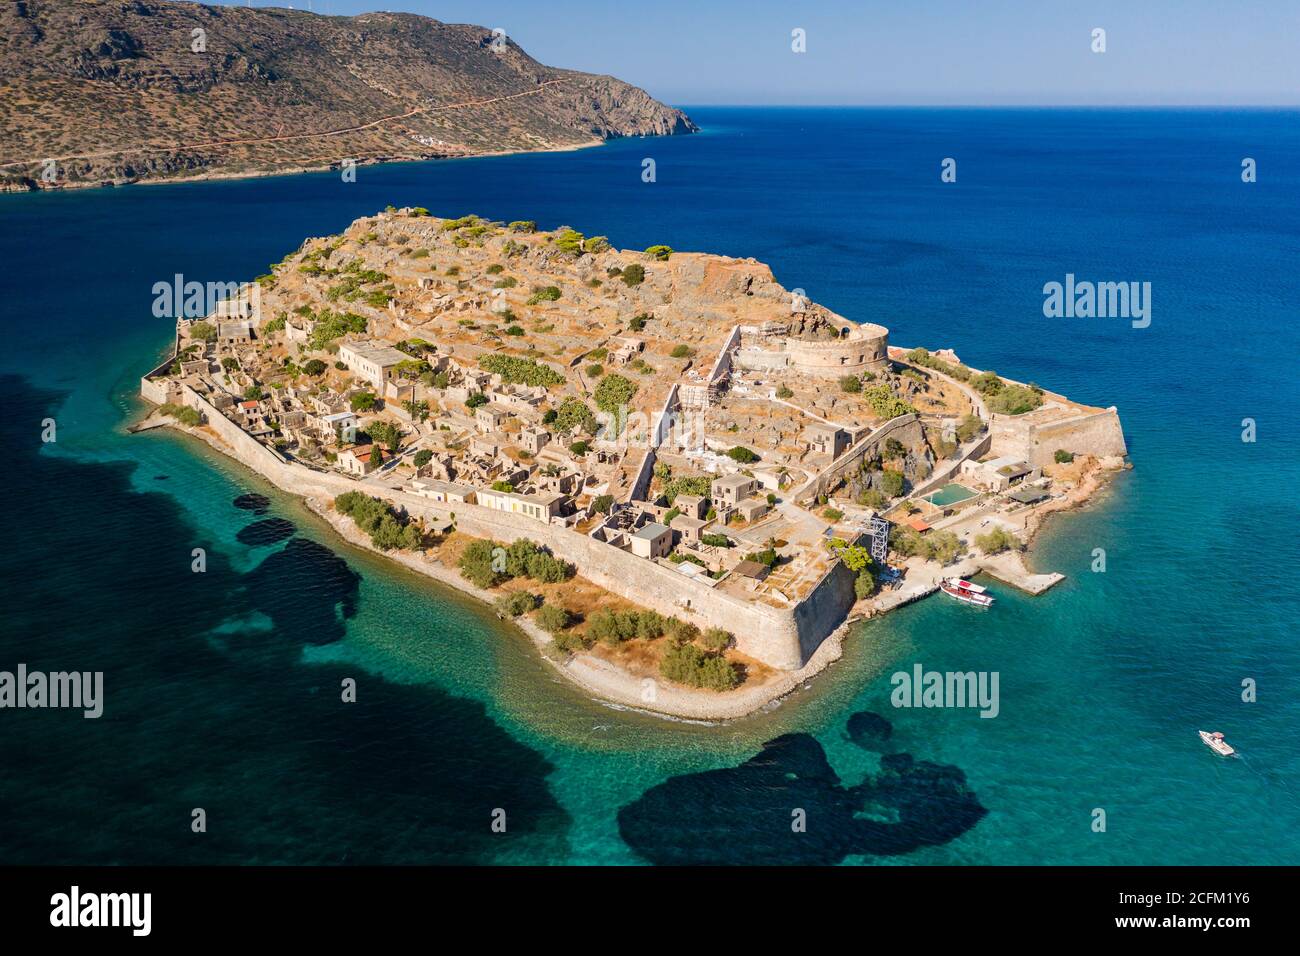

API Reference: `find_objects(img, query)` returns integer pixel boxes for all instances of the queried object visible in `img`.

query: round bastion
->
[783,322,890,378]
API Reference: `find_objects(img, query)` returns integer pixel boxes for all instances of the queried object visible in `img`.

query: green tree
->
[350,392,377,412]
[459,540,505,588]
[535,604,572,633]
[594,374,638,414]
[190,321,217,342]
[726,446,758,463]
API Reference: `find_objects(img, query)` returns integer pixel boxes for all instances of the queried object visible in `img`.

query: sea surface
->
[2,108,1297,865]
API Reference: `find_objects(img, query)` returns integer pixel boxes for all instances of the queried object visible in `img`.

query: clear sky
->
[212,1,1300,106]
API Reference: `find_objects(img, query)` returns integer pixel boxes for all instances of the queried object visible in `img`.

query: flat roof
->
[670,514,707,529]
[712,473,754,490]
[342,342,408,365]
[733,559,768,578]
[1007,486,1051,504]
[633,522,671,540]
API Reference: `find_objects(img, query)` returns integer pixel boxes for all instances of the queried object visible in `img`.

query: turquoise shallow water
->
[2,108,1298,864]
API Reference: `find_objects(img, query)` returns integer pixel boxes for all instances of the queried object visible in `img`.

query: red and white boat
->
[939,577,995,607]
[1198,730,1236,757]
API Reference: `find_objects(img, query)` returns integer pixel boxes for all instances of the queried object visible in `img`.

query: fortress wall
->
[407,500,813,670]
[1028,408,1128,466]
[145,382,852,671]
[145,381,826,670]
[792,558,858,663]
[990,407,1127,467]
[784,329,889,376]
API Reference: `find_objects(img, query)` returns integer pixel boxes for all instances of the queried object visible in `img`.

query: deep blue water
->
[2,108,1298,864]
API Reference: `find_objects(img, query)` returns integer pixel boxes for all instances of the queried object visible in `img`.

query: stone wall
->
[144,382,850,671]
[803,413,921,503]
[990,406,1127,467]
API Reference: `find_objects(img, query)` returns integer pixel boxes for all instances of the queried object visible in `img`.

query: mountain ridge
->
[0,0,697,189]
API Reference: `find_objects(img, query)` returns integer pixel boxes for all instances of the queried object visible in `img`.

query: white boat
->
[939,577,995,607]
[1198,730,1236,757]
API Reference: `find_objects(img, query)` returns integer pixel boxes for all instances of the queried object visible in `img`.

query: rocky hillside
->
[0,0,697,189]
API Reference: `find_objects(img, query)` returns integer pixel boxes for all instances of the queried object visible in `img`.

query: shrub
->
[493,276,518,288]
[592,494,614,514]
[486,263,504,274]
[350,392,377,412]
[526,551,573,583]
[1054,449,1075,464]
[554,398,597,436]
[526,285,562,304]
[551,628,588,654]
[413,449,433,468]
[459,540,507,588]
[879,469,905,498]
[824,507,843,521]
[465,392,488,409]
[975,527,1024,555]
[594,374,638,413]
[554,228,585,256]
[644,245,673,261]
[303,359,327,376]
[726,446,758,463]
[987,384,1043,415]
[700,533,731,548]
[621,264,646,286]
[670,344,694,358]
[776,384,793,399]
[585,363,605,378]
[509,220,537,233]
[700,627,732,652]
[478,354,564,387]
[660,642,738,691]
[585,236,611,253]
[956,414,984,442]
[335,492,422,551]
[854,570,877,599]
[840,375,862,393]
[190,321,217,342]
[535,604,572,633]
[856,487,888,509]
[862,384,917,419]
[569,440,589,455]
[495,591,539,617]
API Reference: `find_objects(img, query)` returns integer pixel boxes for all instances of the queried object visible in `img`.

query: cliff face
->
[0,1,697,188]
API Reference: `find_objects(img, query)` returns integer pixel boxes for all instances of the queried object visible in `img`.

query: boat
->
[939,577,995,607]
[1198,730,1236,757]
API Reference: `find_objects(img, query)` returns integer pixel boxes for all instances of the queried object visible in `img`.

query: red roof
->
[906,517,931,532]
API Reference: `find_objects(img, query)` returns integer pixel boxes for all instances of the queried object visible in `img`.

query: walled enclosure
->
[990,406,1127,467]
[150,380,849,671]
[736,322,890,379]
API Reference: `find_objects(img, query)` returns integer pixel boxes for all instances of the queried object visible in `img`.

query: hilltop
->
[0,0,696,189]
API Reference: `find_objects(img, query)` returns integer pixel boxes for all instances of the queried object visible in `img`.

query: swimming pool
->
[921,483,980,507]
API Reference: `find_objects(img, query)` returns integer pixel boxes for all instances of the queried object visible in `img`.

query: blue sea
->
[2,108,1297,865]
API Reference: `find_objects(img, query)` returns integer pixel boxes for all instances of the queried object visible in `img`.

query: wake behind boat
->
[940,577,995,607]
[1199,730,1236,757]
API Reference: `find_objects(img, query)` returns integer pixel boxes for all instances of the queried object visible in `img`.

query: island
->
[138,208,1128,719]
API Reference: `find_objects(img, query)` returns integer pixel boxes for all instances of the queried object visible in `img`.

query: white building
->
[338,342,411,389]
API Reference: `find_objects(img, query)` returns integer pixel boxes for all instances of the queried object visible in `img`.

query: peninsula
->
[138,209,1128,719]
[0,2,695,191]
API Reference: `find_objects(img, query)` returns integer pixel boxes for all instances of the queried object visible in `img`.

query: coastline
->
[151,410,1116,722]
[1,138,610,195]
[305,491,850,723]
[155,411,846,721]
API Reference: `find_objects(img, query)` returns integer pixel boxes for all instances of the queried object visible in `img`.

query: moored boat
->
[1198,730,1236,757]
[939,577,995,607]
